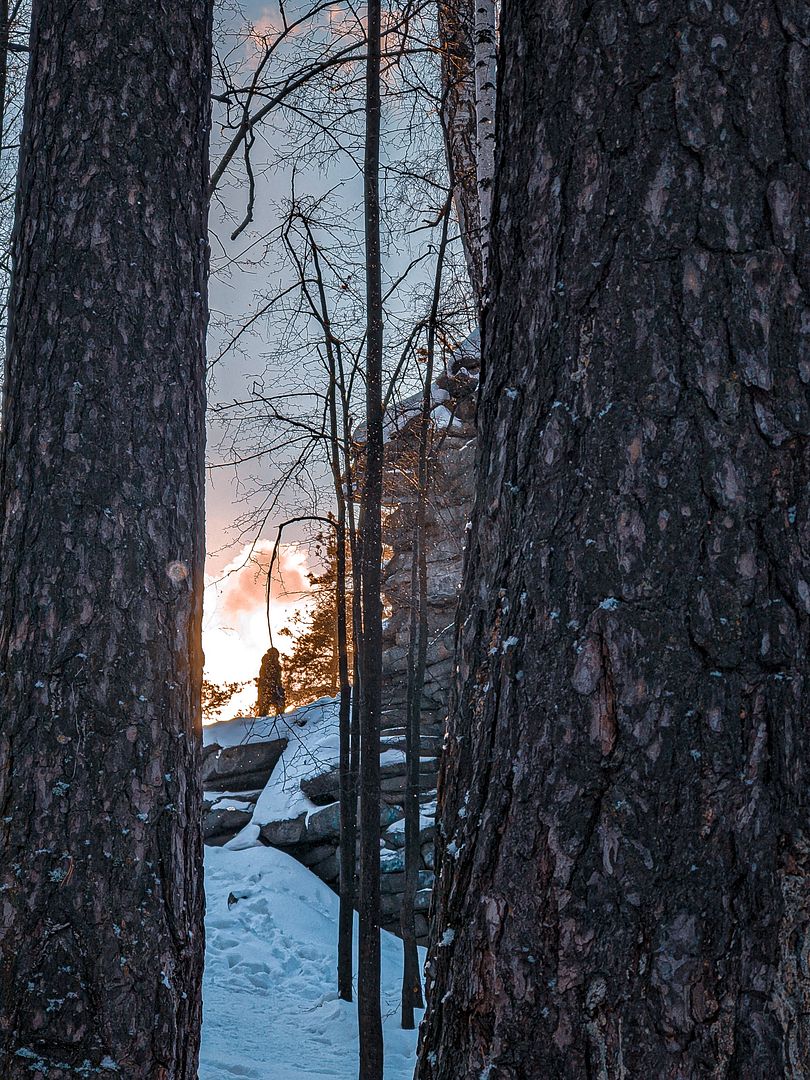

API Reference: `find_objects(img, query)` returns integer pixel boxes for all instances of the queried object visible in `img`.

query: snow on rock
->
[247,698,342,829]
[206,796,256,813]
[379,748,407,768]
[386,812,434,838]
[201,844,423,1080]
[205,695,437,944]
[205,698,342,843]
[203,697,334,751]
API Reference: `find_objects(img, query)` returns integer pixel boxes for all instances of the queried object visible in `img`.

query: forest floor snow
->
[200,844,423,1079]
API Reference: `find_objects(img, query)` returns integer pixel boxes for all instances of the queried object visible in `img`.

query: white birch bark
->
[473,0,497,295]
[438,0,482,304]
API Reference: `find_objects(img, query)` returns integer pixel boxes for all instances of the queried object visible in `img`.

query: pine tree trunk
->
[417,3,810,1077]
[0,2,212,1076]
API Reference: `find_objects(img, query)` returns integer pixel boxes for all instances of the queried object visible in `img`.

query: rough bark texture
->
[417,2,810,1078]
[0,1,212,1076]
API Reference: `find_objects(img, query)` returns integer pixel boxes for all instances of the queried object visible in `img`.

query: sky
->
[200,0,454,711]
[203,540,314,718]
[202,0,337,699]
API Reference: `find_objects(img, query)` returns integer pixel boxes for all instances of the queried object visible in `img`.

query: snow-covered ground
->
[201,844,423,1079]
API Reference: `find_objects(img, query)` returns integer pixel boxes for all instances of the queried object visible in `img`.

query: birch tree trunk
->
[0,1,213,1075]
[417,2,810,1077]
[438,0,482,304]
[473,0,496,295]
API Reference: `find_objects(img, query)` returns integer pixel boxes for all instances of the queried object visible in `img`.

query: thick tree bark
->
[0,2,213,1076]
[417,3,810,1078]
[358,0,384,1067]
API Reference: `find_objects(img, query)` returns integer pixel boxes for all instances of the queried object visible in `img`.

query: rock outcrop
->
[379,338,478,779]
[202,738,287,792]
[201,715,438,943]
[202,338,479,943]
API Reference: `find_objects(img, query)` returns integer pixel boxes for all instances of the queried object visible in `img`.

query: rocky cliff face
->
[380,415,477,753]
[375,347,480,938]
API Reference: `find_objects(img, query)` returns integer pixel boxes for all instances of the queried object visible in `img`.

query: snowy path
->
[201,845,422,1080]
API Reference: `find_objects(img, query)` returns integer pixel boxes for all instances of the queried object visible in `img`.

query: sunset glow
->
[202,541,314,721]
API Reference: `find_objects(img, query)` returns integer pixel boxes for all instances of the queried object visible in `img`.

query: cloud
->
[203,541,314,698]
[217,541,311,623]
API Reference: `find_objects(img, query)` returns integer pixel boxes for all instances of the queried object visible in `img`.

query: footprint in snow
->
[212,935,242,950]
[205,1061,261,1079]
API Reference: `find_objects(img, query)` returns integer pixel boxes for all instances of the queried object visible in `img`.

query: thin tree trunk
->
[400,461,427,1028]
[335,500,353,1001]
[330,597,340,696]
[473,0,496,295]
[437,0,481,304]
[0,0,20,345]
[0,1,213,1076]
[343,376,362,947]
[312,237,356,1003]
[401,203,451,1028]
[358,0,384,1065]
[282,222,358,996]
[0,0,9,157]
[417,2,810,1078]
